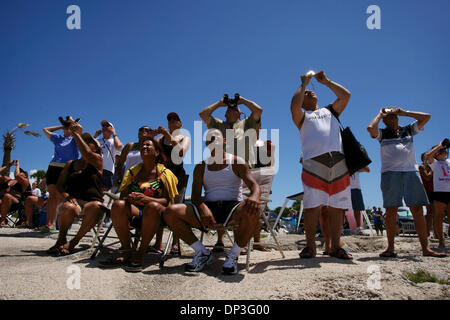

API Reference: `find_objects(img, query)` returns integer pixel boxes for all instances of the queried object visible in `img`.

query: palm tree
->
[2,123,41,173]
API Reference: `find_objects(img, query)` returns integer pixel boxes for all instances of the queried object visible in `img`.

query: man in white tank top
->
[164,129,261,275]
[291,70,353,260]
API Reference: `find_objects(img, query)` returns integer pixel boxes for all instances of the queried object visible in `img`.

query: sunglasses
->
[139,127,152,133]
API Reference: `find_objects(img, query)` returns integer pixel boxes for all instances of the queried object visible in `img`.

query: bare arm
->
[426,141,445,164]
[315,71,351,115]
[290,75,310,130]
[239,97,263,122]
[232,159,261,216]
[367,109,384,139]
[199,99,226,126]
[69,123,103,172]
[116,142,133,182]
[397,108,430,130]
[111,127,123,150]
[191,163,205,207]
[43,125,63,139]
[56,161,72,198]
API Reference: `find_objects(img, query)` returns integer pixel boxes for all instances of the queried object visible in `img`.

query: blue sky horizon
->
[1,0,449,211]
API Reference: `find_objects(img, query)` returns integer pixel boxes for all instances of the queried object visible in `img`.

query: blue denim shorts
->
[351,189,366,211]
[381,171,429,208]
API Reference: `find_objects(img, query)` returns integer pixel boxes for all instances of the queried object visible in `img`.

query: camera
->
[58,116,80,127]
[223,93,240,108]
[442,138,450,149]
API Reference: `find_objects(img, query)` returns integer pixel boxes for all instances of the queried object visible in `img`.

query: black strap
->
[327,105,344,130]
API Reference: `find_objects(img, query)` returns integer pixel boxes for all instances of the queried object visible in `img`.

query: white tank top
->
[124,149,142,174]
[300,107,343,161]
[203,154,243,202]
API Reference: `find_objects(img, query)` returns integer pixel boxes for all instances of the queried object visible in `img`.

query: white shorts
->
[303,184,352,209]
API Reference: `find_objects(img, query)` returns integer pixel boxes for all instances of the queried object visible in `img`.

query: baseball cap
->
[101,120,113,127]
[167,112,181,121]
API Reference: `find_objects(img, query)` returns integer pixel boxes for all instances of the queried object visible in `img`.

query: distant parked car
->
[397,207,416,235]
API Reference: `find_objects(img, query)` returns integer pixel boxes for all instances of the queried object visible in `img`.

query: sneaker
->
[222,254,239,275]
[185,250,213,272]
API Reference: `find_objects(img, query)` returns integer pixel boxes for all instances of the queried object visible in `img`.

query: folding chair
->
[6,201,25,227]
[90,191,120,259]
[159,174,189,268]
[222,167,285,271]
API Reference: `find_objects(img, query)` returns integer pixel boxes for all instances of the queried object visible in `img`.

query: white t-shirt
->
[377,121,421,173]
[99,137,116,173]
[32,188,41,197]
[300,106,343,161]
[350,172,361,190]
[430,159,450,192]
[124,149,142,176]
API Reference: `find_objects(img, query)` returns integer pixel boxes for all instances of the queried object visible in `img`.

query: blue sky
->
[1,0,449,210]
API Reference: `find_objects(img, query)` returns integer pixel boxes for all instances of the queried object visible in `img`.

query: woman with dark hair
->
[46,122,105,255]
[99,138,179,272]
[41,117,79,233]
[115,126,158,187]
[0,160,31,227]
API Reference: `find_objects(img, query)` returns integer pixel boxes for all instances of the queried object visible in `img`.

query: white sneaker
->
[222,254,239,275]
[185,250,213,272]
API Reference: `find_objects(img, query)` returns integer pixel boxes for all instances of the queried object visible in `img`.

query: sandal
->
[253,245,271,252]
[169,247,180,255]
[329,248,353,260]
[99,256,129,269]
[212,242,225,253]
[123,261,144,273]
[423,251,446,258]
[379,250,397,258]
[299,246,316,259]
[46,245,62,255]
[240,248,248,255]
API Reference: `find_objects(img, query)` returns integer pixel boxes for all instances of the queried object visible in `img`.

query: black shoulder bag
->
[328,106,372,175]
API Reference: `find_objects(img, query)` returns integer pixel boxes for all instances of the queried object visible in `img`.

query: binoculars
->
[59,116,80,127]
[223,93,240,108]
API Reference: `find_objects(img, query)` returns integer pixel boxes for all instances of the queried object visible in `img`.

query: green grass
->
[405,269,450,285]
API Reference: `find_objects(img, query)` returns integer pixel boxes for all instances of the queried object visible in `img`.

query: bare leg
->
[409,205,444,256]
[0,194,18,221]
[327,207,345,252]
[302,206,321,256]
[163,204,202,245]
[48,202,78,253]
[354,210,362,229]
[60,202,103,253]
[433,201,446,247]
[320,207,332,253]
[135,202,165,262]
[24,196,39,226]
[382,207,398,254]
[425,203,434,237]
[231,207,259,248]
[46,185,63,229]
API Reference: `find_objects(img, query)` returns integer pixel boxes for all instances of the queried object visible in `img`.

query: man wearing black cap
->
[94,120,123,191]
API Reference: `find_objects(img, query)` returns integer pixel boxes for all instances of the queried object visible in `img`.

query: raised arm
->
[426,140,446,164]
[396,108,431,130]
[43,125,63,139]
[116,142,133,183]
[290,75,310,130]
[69,123,103,172]
[238,96,263,122]
[367,109,385,139]
[315,71,351,115]
[199,99,227,127]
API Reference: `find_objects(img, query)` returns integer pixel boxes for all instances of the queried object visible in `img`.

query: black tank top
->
[65,160,103,202]
[161,139,186,179]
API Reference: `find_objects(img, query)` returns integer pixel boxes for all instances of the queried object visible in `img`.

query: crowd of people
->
[0,70,448,275]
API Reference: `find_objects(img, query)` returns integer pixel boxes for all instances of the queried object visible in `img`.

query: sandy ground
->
[0,224,449,300]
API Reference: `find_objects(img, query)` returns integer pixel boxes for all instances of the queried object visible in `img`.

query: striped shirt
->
[377,121,421,173]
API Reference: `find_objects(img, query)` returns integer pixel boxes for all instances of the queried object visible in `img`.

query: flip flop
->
[299,246,316,259]
[329,248,353,260]
[253,246,271,252]
[423,251,447,258]
[147,247,163,254]
[379,251,397,258]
